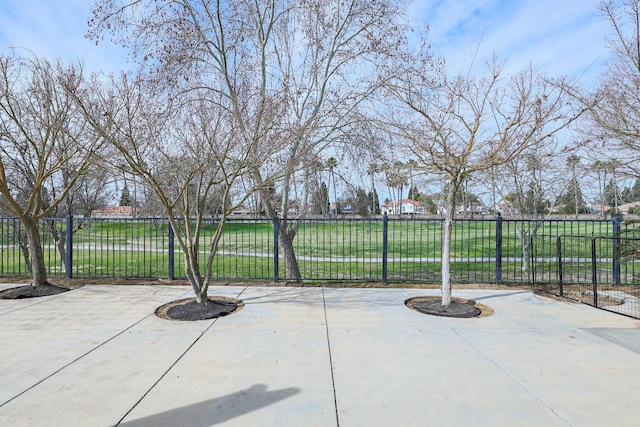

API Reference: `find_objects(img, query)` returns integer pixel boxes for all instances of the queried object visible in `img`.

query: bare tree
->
[88,0,407,281]
[387,56,587,306]
[0,54,102,288]
[588,1,640,177]
[74,73,283,304]
[487,144,566,274]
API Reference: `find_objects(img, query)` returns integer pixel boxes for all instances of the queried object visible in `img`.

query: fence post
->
[613,214,622,285]
[168,223,175,280]
[495,213,502,284]
[273,214,279,283]
[65,212,73,279]
[556,236,563,296]
[382,213,388,284]
[530,235,535,284]
[592,237,598,307]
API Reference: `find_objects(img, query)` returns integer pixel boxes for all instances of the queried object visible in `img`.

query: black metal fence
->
[531,231,640,319]
[3,213,638,318]
[0,214,616,282]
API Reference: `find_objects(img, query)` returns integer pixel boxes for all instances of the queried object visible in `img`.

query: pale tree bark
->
[0,54,102,287]
[387,53,588,306]
[440,179,461,305]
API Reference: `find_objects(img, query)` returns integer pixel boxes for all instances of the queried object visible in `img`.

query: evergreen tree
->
[368,189,381,214]
[310,182,329,215]
[355,187,370,216]
[603,179,619,207]
[632,179,640,202]
[119,183,131,207]
[555,178,588,214]
[408,184,421,200]
[520,181,549,215]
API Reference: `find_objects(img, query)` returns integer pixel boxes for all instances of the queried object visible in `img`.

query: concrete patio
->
[0,284,639,426]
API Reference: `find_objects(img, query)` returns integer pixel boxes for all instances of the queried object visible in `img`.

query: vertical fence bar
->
[592,237,598,307]
[273,214,279,283]
[530,235,535,284]
[382,213,388,284]
[556,236,563,296]
[495,214,502,283]
[613,214,622,285]
[65,213,73,278]
[168,223,175,280]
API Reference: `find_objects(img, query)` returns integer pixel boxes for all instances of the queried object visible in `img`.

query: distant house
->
[494,200,513,215]
[456,204,487,216]
[548,204,566,214]
[91,206,140,218]
[617,201,640,214]
[439,203,488,217]
[588,203,612,214]
[381,199,425,215]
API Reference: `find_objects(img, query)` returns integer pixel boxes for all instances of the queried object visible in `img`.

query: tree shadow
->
[119,384,300,426]
[241,287,326,306]
[472,290,531,301]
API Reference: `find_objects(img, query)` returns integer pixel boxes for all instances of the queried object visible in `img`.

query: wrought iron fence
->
[0,214,616,283]
[531,228,640,319]
[4,213,638,318]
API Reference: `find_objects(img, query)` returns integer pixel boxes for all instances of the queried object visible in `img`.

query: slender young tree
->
[567,154,582,219]
[326,157,339,215]
[386,55,588,306]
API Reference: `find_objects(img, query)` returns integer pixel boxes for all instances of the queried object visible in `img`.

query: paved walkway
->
[0,284,639,426]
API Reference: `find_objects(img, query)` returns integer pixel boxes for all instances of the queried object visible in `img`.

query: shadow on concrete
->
[473,290,531,301]
[119,384,300,426]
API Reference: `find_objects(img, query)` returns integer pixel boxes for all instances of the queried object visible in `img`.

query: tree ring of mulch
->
[155,296,244,321]
[405,296,494,318]
[0,283,70,299]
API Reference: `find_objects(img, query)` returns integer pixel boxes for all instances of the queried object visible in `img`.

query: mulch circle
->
[406,296,494,318]
[155,296,244,321]
[0,283,70,299]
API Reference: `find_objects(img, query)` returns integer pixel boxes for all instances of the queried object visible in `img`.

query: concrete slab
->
[120,328,336,426]
[581,328,640,355]
[0,285,638,426]
[324,288,567,426]
[120,286,336,426]
[458,327,640,426]
[0,285,189,405]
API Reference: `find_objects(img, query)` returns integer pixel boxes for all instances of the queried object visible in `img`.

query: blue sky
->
[0,0,129,74]
[408,0,609,86]
[0,0,611,86]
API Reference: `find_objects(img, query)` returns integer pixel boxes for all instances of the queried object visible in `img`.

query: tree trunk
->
[17,230,32,274]
[24,218,48,287]
[441,183,458,306]
[47,220,68,273]
[194,287,209,305]
[521,238,531,274]
[185,246,210,305]
[279,219,301,281]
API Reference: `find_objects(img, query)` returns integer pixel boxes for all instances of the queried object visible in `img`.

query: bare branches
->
[0,54,103,220]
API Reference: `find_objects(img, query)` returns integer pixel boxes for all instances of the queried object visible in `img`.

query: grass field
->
[0,216,625,283]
